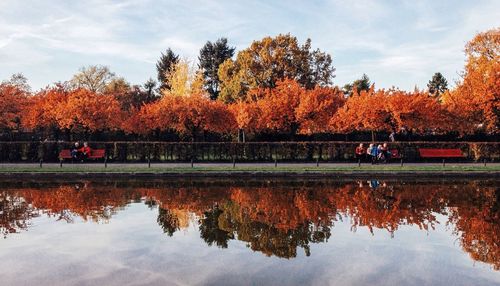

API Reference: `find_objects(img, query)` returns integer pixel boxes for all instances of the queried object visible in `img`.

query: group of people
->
[355,143,391,164]
[71,142,92,161]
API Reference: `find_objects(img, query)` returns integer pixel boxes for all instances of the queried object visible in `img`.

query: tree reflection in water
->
[199,206,234,248]
[0,191,39,238]
[0,179,498,269]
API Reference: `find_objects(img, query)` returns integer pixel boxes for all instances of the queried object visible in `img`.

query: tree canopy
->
[427,72,448,97]
[156,48,179,91]
[199,38,235,100]
[342,74,371,97]
[70,65,116,93]
[1,29,499,140]
[218,34,335,103]
[441,27,499,134]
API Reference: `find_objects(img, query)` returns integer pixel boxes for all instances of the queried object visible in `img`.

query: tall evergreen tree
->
[156,48,179,91]
[427,72,448,97]
[342,74,371,97]
[198,38,235,100]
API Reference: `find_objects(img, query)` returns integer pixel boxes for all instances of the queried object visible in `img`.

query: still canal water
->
[0,178,499,286]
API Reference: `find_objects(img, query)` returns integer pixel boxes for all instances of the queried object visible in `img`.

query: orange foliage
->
[139,94,236,138]
[331,87,392,133]
[256,79,303,133]
[442,27,500,134]
[23,86,66,130]
[120,107,147,134]
[139,95,177,132]
[0,84,28,130]
[4,28,499,137]
[386,90,445,132]
[23,87,123,132]
[229,101,261,134]
[295,86,345,134]
[332,88,446,134]
[54,88,123,131]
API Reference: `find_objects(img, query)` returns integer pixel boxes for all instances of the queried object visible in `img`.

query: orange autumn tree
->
[173,94,235,139]
[229,101,261,142]
[136,95,177,134]
[442,27,500,134]
[295,86,345,134]
[203,98,236,135]
[23,86,67,131]
[24,87,123,133]
[331,87,448,134]
[0,83,28,131]
[120,107,150,135]
[256,79,303,135]
[386,89,446,133]
[331,87,392,133]
[139,94,235,140]
[250,79,345,137]
[53,88,123,132]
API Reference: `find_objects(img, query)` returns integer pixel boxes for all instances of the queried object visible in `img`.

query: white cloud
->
[0,0,498,90]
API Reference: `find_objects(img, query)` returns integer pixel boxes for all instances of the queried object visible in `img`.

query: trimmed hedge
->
[0,141,499,163]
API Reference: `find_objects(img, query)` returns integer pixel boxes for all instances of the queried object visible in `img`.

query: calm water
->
[0,178,499,286]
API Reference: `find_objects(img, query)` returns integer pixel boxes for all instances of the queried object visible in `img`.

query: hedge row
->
[0,141,499,163]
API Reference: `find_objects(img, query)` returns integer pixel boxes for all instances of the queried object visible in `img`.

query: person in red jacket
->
[355,143,366,162]
[79,142,92,160]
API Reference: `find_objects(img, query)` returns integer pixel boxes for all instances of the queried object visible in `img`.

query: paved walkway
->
[1,162,498,168]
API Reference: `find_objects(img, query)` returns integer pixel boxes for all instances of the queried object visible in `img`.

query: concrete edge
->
[0,171,499,179]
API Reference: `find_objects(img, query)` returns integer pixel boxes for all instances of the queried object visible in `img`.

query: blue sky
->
[0,0,498,91]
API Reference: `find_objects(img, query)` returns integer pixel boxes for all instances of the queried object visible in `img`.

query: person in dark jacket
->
[71,142,81,160]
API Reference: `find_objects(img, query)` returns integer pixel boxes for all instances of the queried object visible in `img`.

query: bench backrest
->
[419,148,464,158]
[390,149,400,158]
[59,149,72,158]
[90,149,105,157]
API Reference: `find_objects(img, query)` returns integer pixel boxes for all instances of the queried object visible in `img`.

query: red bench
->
[59,149,106,160]
[389,149,401,159]
[88,149,106,159]
[59,149,72,159]
[418,148,464,158]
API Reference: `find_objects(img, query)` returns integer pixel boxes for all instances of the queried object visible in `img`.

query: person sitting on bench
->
[367,143,378,164]
[380,143,390,163]
[355,143,366,162]
[377,144,390,163]
[71,142,81,160]
[79,142,92,160]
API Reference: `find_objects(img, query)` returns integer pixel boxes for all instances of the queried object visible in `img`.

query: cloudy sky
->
[0,0,498,91]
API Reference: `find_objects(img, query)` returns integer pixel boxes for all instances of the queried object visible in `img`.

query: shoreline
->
[1,163,499,178]
[1,171,499,179]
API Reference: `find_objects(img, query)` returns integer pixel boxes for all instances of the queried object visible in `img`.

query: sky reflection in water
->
[0,178,499,286]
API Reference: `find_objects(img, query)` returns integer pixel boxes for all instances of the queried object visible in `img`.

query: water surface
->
[0,178,499,286]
